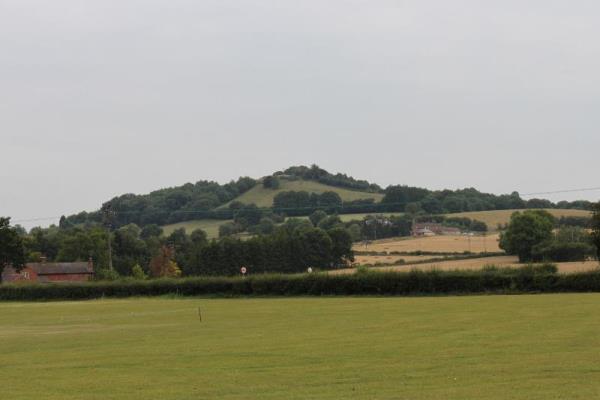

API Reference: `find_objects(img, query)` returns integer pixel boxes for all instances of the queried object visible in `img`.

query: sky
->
[1,0,599,228]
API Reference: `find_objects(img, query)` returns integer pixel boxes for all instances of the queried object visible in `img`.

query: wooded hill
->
[61,164,593,230]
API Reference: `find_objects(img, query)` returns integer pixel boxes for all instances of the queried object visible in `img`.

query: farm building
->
[411,222,461,237]
[1,259,94,283]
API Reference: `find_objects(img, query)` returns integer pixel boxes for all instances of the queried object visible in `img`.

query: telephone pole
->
[103,204,114,271]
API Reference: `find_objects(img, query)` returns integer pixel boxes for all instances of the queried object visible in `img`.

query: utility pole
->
[483,232,487,254]
[103,204,114,271]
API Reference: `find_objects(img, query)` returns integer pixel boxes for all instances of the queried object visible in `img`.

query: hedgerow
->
[1,264,600,301]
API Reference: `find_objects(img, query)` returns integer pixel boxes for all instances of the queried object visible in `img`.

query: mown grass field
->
[2,296,600,399]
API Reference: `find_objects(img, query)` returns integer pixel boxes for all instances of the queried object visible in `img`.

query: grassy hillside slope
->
[220,178,384,208]
[450,208,591,231]
[162,219,225,237]
[3,296,600,399]
[162,208,589,238]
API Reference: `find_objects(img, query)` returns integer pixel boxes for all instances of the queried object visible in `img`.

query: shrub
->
[95,268,121,281]
[131,264,148,280]
[532,242,594,262]
[1,266,600,301]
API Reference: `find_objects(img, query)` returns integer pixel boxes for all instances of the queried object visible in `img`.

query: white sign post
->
[241,266,247,276]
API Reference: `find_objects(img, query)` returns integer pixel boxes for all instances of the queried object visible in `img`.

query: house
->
[1,259,94,283]
[412,222,462,237]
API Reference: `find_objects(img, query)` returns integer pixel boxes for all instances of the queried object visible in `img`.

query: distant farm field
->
[354,254,441,265]
[342,255,599,274]
[161,208,589,238]
[356,233,503,254]
[3,296,600,399]
[449,208,591,231]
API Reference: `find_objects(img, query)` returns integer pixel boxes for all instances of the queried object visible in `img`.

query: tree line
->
[2,202,600,282]
[57,165,593,231]
[0,214,354,281]
[500,206,600,263]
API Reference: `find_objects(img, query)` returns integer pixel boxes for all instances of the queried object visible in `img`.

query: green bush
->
[95,268,121,281]
[1,265,600,301]
[532,242,594,262]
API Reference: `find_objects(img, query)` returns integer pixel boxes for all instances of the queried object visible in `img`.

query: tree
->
[140,224,163,239]
[327,227,354,266]
[318,191,342,208]
[592,202,600,261]
[527,198,554,209]
[131,264,148,280]
[347,223,362,242]
[256,217,275,235]
[262,175,280,189]
[309,210,328,226]
[190,229,208,246]
[233,204,263,227]
[298,228,333,269]
[219,222,242,238]
[404,202,423,215]
[149,245,181,278]
[0,217,26,279]
[111,224,148,275]
[317,215,343,231]
[499,210,555,262]
[421,195,443,214]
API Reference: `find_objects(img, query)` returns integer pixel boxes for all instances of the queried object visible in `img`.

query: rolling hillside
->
[162,219,226,238]
[450,209,591,231]
[219,178,384,208]
[162,208,591,239]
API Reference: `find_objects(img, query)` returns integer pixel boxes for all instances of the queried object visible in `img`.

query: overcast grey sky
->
[1,0,599,227]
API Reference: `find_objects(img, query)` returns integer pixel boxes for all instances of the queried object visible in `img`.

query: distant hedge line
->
[2,266,600,301]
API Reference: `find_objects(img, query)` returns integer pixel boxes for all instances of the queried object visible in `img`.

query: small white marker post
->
[241,266,247,277]
[307,267,313,274]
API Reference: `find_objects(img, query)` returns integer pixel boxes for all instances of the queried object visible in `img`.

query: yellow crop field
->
[355,233,502,254]
[449,209,591,231]
[336,256,600,275]
[354,254,441,265]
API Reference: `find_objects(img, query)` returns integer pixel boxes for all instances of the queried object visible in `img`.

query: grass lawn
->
[2,295,600,399]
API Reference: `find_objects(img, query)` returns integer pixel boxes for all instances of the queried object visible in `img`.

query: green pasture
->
[219,178,384,209]
[2,295,600,399]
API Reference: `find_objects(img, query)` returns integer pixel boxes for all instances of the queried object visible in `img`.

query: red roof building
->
[1,260,94,283]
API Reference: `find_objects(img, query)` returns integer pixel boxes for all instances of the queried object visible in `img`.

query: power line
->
[10,186,599,224]
[521,187,600,197]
